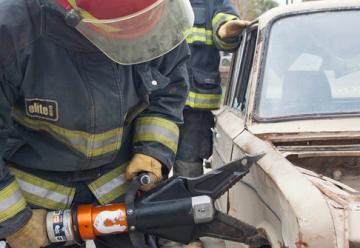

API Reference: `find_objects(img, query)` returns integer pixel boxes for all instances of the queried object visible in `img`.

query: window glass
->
[256,11,360,119]
[226,36,245,106]
[232,29,258,113]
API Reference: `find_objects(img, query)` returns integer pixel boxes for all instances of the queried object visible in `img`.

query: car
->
[211,1,360,247]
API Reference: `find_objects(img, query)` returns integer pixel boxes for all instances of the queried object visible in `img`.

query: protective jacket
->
[186,0,240,110]
[0,0,189,237]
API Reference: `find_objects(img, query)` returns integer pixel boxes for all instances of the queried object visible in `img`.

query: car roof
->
[258,0,360,29]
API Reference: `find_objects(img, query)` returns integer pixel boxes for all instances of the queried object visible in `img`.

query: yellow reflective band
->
[212,13,238,28]
[189,27,212,37]
[12,109,123,158]
[188,92,222,100]
[0,181,27,223]
[88,164,128,205]
[191,27,213,36]
[186,27,213,45]
[186,92,222,109]
[187,36,214,45]
[10,167,75,210]
[134,117,179,153]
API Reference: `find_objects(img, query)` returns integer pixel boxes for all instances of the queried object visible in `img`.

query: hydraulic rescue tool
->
[46,154,269,247]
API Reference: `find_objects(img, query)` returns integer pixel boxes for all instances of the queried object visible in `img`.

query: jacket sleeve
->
[132,41,190,173]
[0,63,32,238]
[212,0,241,52]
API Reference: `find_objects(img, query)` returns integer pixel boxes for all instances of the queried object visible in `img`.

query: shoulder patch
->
[25,98,58,121]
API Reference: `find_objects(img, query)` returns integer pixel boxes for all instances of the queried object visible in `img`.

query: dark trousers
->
[174,109,214,177]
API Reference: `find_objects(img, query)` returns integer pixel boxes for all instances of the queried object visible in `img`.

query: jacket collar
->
[38,0,98,52]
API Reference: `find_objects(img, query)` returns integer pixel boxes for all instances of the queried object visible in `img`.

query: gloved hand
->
[218,19,251,40]
[125,153,162,191]
[7,209,49,248]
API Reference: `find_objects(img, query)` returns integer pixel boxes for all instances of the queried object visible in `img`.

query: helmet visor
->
[74,0,194,64]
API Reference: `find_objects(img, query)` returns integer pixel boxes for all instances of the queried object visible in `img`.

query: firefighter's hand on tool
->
[125,153,162,192]
[7,209,49,248]
[218,19,251,39]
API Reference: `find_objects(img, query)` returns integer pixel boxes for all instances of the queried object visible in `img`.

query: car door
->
[213,22,337,248]
[212,26,259,215]
[212,25,258,169]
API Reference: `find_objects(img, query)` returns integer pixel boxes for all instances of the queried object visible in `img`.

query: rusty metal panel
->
[349,203,360,247]
[212,149,230,214]
[227,130,337,247]
[212,109,246,218]
[213,108,245,163]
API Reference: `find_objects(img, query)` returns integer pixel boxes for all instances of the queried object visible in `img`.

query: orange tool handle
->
[77,203,128,240]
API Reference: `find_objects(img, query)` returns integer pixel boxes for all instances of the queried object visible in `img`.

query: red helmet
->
[57,0,194,65]
[58,0,158,18]
[58,0,161,39]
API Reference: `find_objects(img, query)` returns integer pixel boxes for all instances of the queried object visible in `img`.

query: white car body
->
[212,1,360,247]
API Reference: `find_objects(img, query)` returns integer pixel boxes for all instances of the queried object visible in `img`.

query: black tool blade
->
[193,211,270,248]
[186,154,264,199]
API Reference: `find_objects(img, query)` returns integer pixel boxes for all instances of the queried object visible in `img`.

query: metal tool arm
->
[125,154,269,248]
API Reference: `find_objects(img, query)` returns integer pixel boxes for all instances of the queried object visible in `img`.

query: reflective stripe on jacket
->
[0,181,27,223]
[88,164,129,205]
[0,0,189,237]
[186,0,240,110]
[134,117,180,154]
[8,164,129,209]
[10,167,76,210]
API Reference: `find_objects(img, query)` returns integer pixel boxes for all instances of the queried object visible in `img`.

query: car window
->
[232,28,258,114]
[225,36,245,106]
[255,11,360,120]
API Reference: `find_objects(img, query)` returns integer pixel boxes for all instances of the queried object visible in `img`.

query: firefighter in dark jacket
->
[174,0,250,178]
[0,0,193,247]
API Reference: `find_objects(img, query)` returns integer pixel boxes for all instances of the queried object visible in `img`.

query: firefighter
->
[171,1,249,247]
[0,0,193,247]
[174,0,250,177]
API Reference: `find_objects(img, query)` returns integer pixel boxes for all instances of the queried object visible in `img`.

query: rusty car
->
[211,1,360,247]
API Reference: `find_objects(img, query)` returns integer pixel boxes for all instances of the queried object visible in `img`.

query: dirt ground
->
[87,237,225,248]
